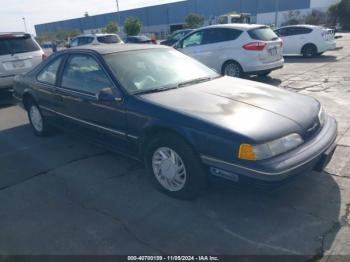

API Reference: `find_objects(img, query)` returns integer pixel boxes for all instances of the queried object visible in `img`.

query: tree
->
[338,0,350,29]
[328,0,350,29]
[36,29,80,43]
[103,21,119,33]
[304,9,327,25]
[328,3,339,26]
[84,12,89,17]
[282,10,303,26]
[185,13,204,29]
[124,17,142,36]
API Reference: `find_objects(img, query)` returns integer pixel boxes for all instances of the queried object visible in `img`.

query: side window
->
[78,37,94,46]
[295,27,313,35]
[37,56,63,85]
[203,28,242,44]
[182,31,204,48]
[70,38,79,47]
[61,54,112,94]
[277,28,292,37]
[285,27,312,36]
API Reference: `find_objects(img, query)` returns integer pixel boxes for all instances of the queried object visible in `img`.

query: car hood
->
[140,77,320,143]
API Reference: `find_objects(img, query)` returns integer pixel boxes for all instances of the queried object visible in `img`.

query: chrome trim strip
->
[39,106,126,137]
[55,86,96,98]
[127,134,139,140]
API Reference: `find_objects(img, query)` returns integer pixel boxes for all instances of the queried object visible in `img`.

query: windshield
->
[104,49,219,94]
[248,27,279,41]
[170,31,189,41]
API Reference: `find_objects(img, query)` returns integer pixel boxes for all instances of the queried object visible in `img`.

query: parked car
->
[68,34,123,48]
[13,45,337,199]
[160,29,193,46]
[174,24,284,78]
[124,35,156,44]
[0,32,46,90]
[274,25,337,57]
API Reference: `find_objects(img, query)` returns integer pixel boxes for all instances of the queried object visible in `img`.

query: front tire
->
[27,100,48,136]
[145,134,207,200]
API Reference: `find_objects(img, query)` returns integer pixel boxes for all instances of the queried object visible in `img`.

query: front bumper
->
[202,116,337,183]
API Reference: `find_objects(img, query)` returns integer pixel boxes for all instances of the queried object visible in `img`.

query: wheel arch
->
[139,125,198,157]
[301,43,318,54]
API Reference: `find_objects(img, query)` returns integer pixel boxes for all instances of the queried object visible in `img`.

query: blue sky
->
[0,0,183,34]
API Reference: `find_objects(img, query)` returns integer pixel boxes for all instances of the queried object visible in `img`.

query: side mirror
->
[96,87,122,102]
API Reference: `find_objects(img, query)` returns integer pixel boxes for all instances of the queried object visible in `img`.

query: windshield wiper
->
[134,85,179,95]
[177,76,213,88]
[135,76,219,95]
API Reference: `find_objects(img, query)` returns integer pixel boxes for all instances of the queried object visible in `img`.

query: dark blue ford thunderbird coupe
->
[13,44,337,199]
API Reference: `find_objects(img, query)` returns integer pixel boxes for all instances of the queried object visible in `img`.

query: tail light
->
[243,42,267,51]
[42,53,48,60]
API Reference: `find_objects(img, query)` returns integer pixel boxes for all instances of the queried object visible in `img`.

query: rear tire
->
[27,100,49,137]
[302,44,317,58]
[145,134,207,200]
[222,61,243,78]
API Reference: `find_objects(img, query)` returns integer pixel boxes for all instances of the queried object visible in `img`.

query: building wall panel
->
[35,0,319,36]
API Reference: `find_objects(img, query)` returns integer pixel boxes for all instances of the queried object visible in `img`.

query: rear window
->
[97,35,122,44]
[248,27,279,41]
[0,34,40,56]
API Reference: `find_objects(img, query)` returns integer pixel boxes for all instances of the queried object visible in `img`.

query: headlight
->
[238,133,304,161]
[318,106,326,127]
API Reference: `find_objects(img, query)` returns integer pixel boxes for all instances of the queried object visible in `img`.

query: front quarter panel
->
[125,95,250,162]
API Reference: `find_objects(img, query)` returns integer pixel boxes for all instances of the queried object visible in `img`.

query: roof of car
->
[68,43,169,55]
[174,29,193,33]
[76,33,118,38]
[200,23,267,30]
[277,24,322,29]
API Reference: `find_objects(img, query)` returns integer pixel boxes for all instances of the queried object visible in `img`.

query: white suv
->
[0,33,45,90]
[175,24,284,78]
[69,34,123,47]
[274,25,336,57]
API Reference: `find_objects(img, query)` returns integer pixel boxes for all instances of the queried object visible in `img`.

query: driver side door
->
[177,30,206,62]
[55,53,130,152]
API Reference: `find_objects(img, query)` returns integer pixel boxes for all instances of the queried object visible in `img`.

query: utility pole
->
[116,0,121,26]
[22,17,28,33]
[274,0,279,27]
